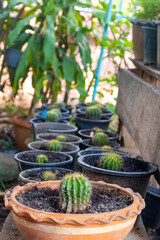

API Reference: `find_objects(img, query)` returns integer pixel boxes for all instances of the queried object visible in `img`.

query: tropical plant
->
[0,0,107,112]
[59,173,91,213]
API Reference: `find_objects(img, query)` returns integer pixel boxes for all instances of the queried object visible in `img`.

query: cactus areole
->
[59,173,91,213]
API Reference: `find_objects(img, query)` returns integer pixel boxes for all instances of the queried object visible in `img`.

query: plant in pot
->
[78,128,118,141]
[5,172,145,240]
[74,106,111,130]
[78,152,158,198]
[14,150,73,171]
[36,108,71,122]
[81,128,120,150]
[28,139,79,162]
[42,101,74,114]
[19,167,73,185]
[131,0,160,62]
[36,133,82,146]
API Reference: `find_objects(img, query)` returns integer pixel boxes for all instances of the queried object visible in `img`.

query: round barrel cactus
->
[42,171,56,181]
[59,173,91,213]
[86,106,102,120]
[92,132,108,146]
[102,145,112,150]
[46,111,58,122]
[86,100,99,107]
[100,153,123,171]
[56,135,67,142]
[93,127,103,134]
[53,102,66,108]
[36,154,48,163]
[47,139,62,151]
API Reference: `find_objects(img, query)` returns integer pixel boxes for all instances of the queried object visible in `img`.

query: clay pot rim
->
[13,115,30,129]
[5,180,145,226]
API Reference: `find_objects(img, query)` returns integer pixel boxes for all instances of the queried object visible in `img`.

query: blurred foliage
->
[135,0,160,20]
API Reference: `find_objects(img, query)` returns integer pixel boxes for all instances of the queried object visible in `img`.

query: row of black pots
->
[77,107,113,118]
[35,104,73,114]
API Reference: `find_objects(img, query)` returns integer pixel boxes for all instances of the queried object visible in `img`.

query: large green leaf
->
[8,15,34,45]
[13,35,34,93]
[62,55,75,82]
[9,0,35,8]
[44,15,55,64]
[76,86,88,98]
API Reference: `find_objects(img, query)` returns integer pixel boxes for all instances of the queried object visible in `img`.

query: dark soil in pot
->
[36,133,82,145]
[14,150,73,171]
[78,154,157,198]
[19,167,73,184]
[77,107,113,117]
[74,113,111,130]
[16,186,132,214]
[78,129,118,141]
[81,139,120,150]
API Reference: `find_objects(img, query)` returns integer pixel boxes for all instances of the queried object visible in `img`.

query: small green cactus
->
[102,145,112,150]
[92,132,108,146]
[42,171,56,181]
[53,102,66,108]
[59,173,91,213]
[46,111,58,122]
[56,135,67,142]
[86,100,99,107]
[36,154,48,163]
[93,127,103,134]
[47,104,59,110]
[86,106,102,120]
[47,139,62,151]
[100,153,123,171]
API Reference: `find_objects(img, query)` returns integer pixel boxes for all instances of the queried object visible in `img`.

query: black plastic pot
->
[28,140,79,161]
[6,48,22,68]
[42,103,73,114]
[78,129,118,141]
[141,186,160,229]
[77,107,113,118]
[14,150,73,171]
[78,154,157,198]
[36,133,82,146]
[81,139,120,150]
[74,113,111,130]
[143,26,157,65]
[75,103,109,112]
[29,118,68,141]
[19,167,73,185]
[33,122,78,137]
[36,111,71,122]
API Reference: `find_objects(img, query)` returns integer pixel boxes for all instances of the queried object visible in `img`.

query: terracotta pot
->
[5,181,145,240]
[13,116,32,151]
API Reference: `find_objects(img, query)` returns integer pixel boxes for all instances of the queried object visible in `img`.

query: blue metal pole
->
[119,0,123,12]
[92,0,113,100]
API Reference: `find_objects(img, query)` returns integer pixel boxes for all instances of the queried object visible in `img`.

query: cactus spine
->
[86,106,102,120]
[46,111,58,122]
[100,153,123,171]
[92,132,108,146]
[56,135,67,142]
[36,154,48,163]
[42,171,56,181]
[59,173,91,213]
[47,139,62,151]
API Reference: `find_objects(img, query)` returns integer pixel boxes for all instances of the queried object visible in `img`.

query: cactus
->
[46,110,58,122]
[53,102,66,108]
[86,106,102,120]
[86,100,99,107]
[93,127,103,134]
[47,104,59,110]
[56,135,67,142]
[100,153,123,171]
[59,173,91,213]
[92,132,108,146]
[102,145,112,150]
[42,171,56,181]
[36,154,48,163]
[47,139,62,151]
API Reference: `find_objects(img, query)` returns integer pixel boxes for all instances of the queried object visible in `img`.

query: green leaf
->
[0,10,10,19]
[62,55,75,82]
[44,15,56,64]
[8,15,34,45]
[13,35,34,93]
[9,0,35,8]
[76,87,88,98]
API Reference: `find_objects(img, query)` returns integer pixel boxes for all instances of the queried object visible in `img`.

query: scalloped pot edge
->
[13,213,137,235]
